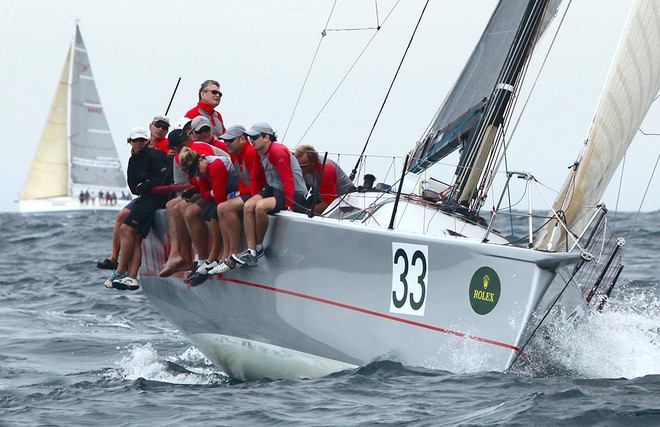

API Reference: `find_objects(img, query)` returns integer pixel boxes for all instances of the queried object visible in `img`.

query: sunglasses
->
[153,122,168,130]
[206,89,223,97]
[225,137,239,144]
[130,138,147,143]
[194,126,211,134]
[247,133,264,141]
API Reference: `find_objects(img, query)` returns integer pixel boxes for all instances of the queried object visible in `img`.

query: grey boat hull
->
[140,199,580,381]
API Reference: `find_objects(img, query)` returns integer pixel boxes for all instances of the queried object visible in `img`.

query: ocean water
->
[0,211,658,426]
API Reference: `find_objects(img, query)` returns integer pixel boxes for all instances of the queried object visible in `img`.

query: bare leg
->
[255,197,277,247]
[159,198,193,276]
[185,203,209,261]
[116,223,136,274]
[128,235,143,279]
[218,198,244,260]
[243,196,261,250]
[207,217,223,262]
[109,208,130,262]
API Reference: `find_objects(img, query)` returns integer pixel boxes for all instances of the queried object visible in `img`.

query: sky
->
[1,0,658,213]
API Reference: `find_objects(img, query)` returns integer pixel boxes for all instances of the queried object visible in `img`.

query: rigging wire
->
[349,0,431,181]
[285,1,402,147]
[282,0,338,143]
[628,151,660,241]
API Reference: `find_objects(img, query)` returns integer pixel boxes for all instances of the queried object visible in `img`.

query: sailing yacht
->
[19,24,129,213]
[137,0,659,381]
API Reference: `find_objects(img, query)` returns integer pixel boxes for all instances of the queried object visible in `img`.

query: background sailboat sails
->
[535,1,660,251]
[19,24,128,213]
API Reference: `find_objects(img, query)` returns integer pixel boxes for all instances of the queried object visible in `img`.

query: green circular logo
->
[469,266,501,315]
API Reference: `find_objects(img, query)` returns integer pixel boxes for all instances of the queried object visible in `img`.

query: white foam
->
[531,285,660,378]
[109,342,229,384]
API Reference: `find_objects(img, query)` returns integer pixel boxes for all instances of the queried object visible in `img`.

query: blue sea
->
[0,211,658,426]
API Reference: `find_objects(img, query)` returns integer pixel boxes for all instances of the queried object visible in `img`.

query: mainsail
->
[535,1,660,251]
[408,0,560,175]
[20,24,127,211]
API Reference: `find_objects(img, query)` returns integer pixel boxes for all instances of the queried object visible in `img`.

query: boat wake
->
[108,343,233,386]
[516,281,659,379]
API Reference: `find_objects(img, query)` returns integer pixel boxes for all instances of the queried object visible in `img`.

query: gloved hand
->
[181,187,198,201]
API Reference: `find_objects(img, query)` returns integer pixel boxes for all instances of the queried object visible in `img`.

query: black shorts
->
[202,199,218,221]
[258,186,307,214]
[124,195,168,237]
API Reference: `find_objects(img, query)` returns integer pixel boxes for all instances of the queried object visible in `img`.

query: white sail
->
[19,24,128,213]
[21,48,70,200]
[536,0,660,251]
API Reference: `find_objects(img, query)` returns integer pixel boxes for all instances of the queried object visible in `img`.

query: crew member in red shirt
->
[211,125,266,274]
[158,129,227,277]
[232,122,306,267]
[184,79,226,137]
[294,144,355,214]
[179,147,238,286]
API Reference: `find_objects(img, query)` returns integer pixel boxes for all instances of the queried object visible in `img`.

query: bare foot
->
[159,257,183,277]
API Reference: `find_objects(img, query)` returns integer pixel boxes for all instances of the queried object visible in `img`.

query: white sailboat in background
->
[138,0,659,381]
[19,24,129,213]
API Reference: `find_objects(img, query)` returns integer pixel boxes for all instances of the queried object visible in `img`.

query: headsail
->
[408,0,560,175]
[21,48,70,200]
[535,0,660,251]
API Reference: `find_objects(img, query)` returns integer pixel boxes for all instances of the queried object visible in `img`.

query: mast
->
[451,0,553,215]
[67,23,76,195]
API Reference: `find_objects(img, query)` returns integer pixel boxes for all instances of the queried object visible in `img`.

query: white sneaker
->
[209,261,233,275]
[104,270,127,289]
[112,276,140,291]
[196,260,218,275]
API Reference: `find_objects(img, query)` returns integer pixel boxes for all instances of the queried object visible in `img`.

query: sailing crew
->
[294,144,355,215]
[104,127,172,291]
[190,116,229,153]
[213,125,266,273]
[96,119,169,271]
[158,129,228,277]
[147,115,171,154]
[179,147,239,286]
[232,122,307,267]
[185,79,226,137]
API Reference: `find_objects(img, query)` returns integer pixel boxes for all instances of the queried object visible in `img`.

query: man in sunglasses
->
[104,126,172,291]
[190,116,229,154]
[210,125,267,274]
[184,79,226,137]
[232,122,307,267]
[148,115,171,154]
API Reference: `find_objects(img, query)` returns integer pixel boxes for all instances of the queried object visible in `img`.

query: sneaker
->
[256,246,265,259]
[196,260,218,275]
[188,272,209,287]
[112,276,140,291]
[96,258,118,270]
[104,270,127,289]
[209,260,234,275]
[231,249,258,267]
[186,261,199,281]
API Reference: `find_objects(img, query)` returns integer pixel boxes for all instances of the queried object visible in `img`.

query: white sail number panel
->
[390,243,428,316]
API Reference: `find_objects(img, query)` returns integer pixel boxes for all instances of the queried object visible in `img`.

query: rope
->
[349,0,430,181]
